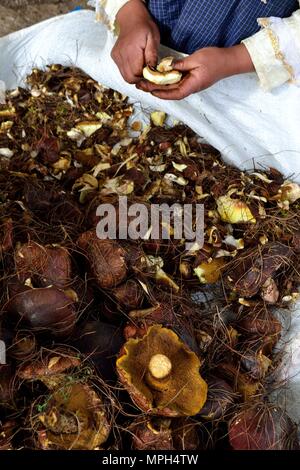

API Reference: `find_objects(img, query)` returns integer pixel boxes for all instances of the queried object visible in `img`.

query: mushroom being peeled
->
[156,57,175,73]
[143,57,182,85]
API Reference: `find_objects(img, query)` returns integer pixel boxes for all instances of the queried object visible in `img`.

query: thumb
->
[144,33,158,67]
[174,55,197,71]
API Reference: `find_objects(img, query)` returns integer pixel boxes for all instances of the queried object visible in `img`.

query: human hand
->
[137,45,254,100]
[111,0,160,84]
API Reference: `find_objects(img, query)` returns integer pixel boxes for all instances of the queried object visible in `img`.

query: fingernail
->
[173,60,182,69]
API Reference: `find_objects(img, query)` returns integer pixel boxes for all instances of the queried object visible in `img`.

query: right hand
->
[111,0,160,84]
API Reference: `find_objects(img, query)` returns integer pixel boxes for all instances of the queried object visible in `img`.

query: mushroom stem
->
[148,354,172,380]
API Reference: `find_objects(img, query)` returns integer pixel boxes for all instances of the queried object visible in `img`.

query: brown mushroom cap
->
[18,354,80,381]
[5,286,77,337]
[117,325,207,416]
[112,279,144,309]
[77,231,127,289]
[225,242,293,298]
[229,404,299,450]
[18,351,81,389]
[15,242,72,288]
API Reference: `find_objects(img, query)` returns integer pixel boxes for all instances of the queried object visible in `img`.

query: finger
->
[122,67,143,84]
[151,75,200,100]
[136,80,164,92]
[173,55,199,72]
[142,75,190,92]
[122,65,142,84]
[111,47,121,66]
[144,32,158,67]
[129,47,146,78]
[117,54,144,84]
[137,79,185,93]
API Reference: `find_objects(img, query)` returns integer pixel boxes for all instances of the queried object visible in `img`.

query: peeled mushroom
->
[156,57,174,73]
[143,57,182,86]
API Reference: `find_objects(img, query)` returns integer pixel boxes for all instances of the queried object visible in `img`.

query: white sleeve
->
[242,5,300,91]
[90,0,145,33]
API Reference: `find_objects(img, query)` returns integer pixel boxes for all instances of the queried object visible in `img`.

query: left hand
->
[136,45,254,100]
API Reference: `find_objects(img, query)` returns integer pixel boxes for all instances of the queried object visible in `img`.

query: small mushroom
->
[236,306,281,341]
[112,279,144,309]
[198,376,236,420]
[240,343,272,380]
